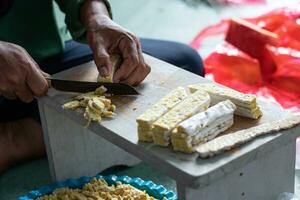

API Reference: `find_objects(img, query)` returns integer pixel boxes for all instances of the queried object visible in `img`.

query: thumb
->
[40,70,51,88]
[94,46,112,77]
[41,70,51,79]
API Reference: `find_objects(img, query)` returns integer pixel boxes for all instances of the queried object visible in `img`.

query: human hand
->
[81,1,150,85]
[0,41,49,102]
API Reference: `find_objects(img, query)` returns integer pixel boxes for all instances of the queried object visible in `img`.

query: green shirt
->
[0,0,112,62]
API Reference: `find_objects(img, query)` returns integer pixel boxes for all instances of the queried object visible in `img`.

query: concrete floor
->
[1,0,300,199]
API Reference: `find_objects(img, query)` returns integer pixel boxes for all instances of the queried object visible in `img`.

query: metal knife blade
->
[49,78,139,95]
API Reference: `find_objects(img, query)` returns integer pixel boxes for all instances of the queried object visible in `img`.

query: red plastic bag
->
[191,6,300,112]
[267,45,300,95]
[225,18,278,76]
[274,20,300,51]
[190,7,300,49]
[246,7,300,31]
[205,42,263,90]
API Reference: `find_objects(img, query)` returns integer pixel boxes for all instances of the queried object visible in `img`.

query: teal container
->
[18,175,177,200]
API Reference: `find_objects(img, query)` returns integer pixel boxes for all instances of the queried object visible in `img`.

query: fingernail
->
[100,67,108,76]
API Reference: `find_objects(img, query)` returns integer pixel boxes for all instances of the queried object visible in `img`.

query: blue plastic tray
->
[18,175,177,200]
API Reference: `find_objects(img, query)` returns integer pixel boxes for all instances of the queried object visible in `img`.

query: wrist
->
[81,0,111,31]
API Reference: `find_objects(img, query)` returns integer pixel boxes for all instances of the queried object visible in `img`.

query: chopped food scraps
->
[63,86,116,125]
[62,100,80,110]
[37,178,163,200]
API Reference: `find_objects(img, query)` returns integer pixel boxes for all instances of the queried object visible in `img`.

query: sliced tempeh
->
[62,100,81,110]
[196,115,300,158]
[136,87,188,142]
[97,54,122,83]
[152,89,210,146]
[172,100,236,153]
[189,83,262,119]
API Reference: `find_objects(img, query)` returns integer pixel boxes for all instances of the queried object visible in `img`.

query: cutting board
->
[41,54,300,189]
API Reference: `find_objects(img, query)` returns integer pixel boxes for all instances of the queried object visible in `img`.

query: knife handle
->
[45,77,52,88]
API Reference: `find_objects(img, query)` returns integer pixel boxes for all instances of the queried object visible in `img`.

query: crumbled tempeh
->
[97,54,122,83]
[88,98,105,114]
[95,85,108,95]
[62,100,80,110]
[103,111,115,117]
[37,178,165,200]
[62,86,116,124]
[109,104,116,112]
[84,107,102,122]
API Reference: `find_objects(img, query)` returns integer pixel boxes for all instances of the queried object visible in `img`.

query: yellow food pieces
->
[95,85,108,95]
[37,178,164,200]
[97,54,122,83]
[188,83,262,119]
[136,87,188,142]
[62,100,80,110]
[62,86,116,125]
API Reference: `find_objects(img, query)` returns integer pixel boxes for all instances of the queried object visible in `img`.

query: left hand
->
[84,14,151,86]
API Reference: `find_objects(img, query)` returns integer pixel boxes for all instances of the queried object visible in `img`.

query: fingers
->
[0,42,49,103]
[41,71,51,79]
[2,91,17,100]
[26,62,49,97]
[121,63,151,86]
[15,83,34,103]
[0,70,34,102]
[94,44,113,77]
[1,86,34,102]
[128,32,145,64]
[113,36,139,82]
[114,33,151,85]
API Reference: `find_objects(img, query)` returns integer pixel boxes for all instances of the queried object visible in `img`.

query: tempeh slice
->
[172,100,236,153]
[152,89,210,146]
[196,115,300,158]
[189,83,262,119]
[136,87,188,142]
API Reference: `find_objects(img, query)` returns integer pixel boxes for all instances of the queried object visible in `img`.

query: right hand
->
[0,41,49,103]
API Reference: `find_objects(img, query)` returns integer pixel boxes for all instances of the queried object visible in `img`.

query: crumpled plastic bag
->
[191,6,300,112]
[205,42,263,90]
[190,7,300,49]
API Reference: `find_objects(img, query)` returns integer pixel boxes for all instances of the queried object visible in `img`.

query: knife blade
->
[48,78,139,95]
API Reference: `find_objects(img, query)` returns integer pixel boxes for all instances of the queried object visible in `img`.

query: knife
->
[47,78,139,95]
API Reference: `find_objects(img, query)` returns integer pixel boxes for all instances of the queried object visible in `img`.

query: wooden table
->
[38,54,300,200]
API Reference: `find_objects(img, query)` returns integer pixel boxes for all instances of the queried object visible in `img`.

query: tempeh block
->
[152,89,210,146]
[197,115,300,158]
[172,100,236,153]
[136,87,188,142]
[189,83,262,119]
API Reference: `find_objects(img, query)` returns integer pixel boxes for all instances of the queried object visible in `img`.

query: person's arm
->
[0,41,49,102]
[80,0,151,85]
[56,0,150,86]
[54,0,112,43]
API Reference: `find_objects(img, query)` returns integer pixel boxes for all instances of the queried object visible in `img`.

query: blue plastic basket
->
[18,175,177,200]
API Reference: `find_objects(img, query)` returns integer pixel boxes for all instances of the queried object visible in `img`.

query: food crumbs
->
[37,178,161,200]
[62,86,116,125]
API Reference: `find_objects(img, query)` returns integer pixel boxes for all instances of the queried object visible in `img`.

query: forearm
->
[80,0,111,31]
